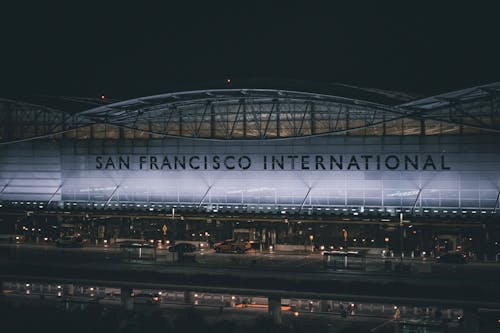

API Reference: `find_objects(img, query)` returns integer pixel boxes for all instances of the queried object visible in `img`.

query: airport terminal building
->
[1,82,500,254]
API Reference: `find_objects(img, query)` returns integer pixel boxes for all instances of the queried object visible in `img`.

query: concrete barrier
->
[344,247,385,256]
[274,244,308,252]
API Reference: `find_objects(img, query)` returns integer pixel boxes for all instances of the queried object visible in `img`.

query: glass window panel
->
[384,119,403,135]
[403,119,422,135]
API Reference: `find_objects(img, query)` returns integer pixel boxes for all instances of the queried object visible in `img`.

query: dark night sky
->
[1,2,499,100]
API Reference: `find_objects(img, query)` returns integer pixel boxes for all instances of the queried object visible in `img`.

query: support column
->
[121,287,134,311]
[184,291,194,305]
[319,300,329,312]
[268,295,282,324]
[65,284,75,296]
[61,284,74,310]
[463,308,479,333]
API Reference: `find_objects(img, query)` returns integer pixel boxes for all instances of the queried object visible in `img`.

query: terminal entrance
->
[2,211,499,260]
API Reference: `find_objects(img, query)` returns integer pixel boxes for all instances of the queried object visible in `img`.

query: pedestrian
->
[393,307,401,321]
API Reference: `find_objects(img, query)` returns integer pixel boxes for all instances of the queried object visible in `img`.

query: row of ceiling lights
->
[2,201,496,216]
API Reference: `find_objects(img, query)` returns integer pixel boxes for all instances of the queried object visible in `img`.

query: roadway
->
[1,242,500,309]
[2,280,464,333]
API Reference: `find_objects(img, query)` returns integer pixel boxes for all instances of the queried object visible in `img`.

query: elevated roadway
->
[1,243,500,310]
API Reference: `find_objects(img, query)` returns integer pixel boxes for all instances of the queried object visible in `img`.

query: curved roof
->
[76,88,406,139]
[401,81,500,110]
[1,82,499,143]
[397,82,500,134]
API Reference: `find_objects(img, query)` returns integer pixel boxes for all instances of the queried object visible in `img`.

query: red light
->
[101,95,105,100]
[226,78,231,84]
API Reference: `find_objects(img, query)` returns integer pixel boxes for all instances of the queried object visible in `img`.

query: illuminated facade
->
[1,83,500,217]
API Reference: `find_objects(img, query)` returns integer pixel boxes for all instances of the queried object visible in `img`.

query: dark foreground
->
[0,301,394,333]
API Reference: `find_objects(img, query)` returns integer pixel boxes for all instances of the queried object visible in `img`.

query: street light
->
[399,213,410,262]
[342,228,348,249]
[384,237,390,256]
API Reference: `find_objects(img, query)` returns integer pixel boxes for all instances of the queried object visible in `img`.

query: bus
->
[323,250,366,270]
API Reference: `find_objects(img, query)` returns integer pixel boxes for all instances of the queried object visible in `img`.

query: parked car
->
[168,243,197,253]
[0,234,24,243]
[133,292,161,305]
[55,235,83,248]
[214,239,251,254]
[436,252,469,264]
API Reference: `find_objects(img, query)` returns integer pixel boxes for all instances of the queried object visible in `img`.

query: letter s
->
[96,156,103,169]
